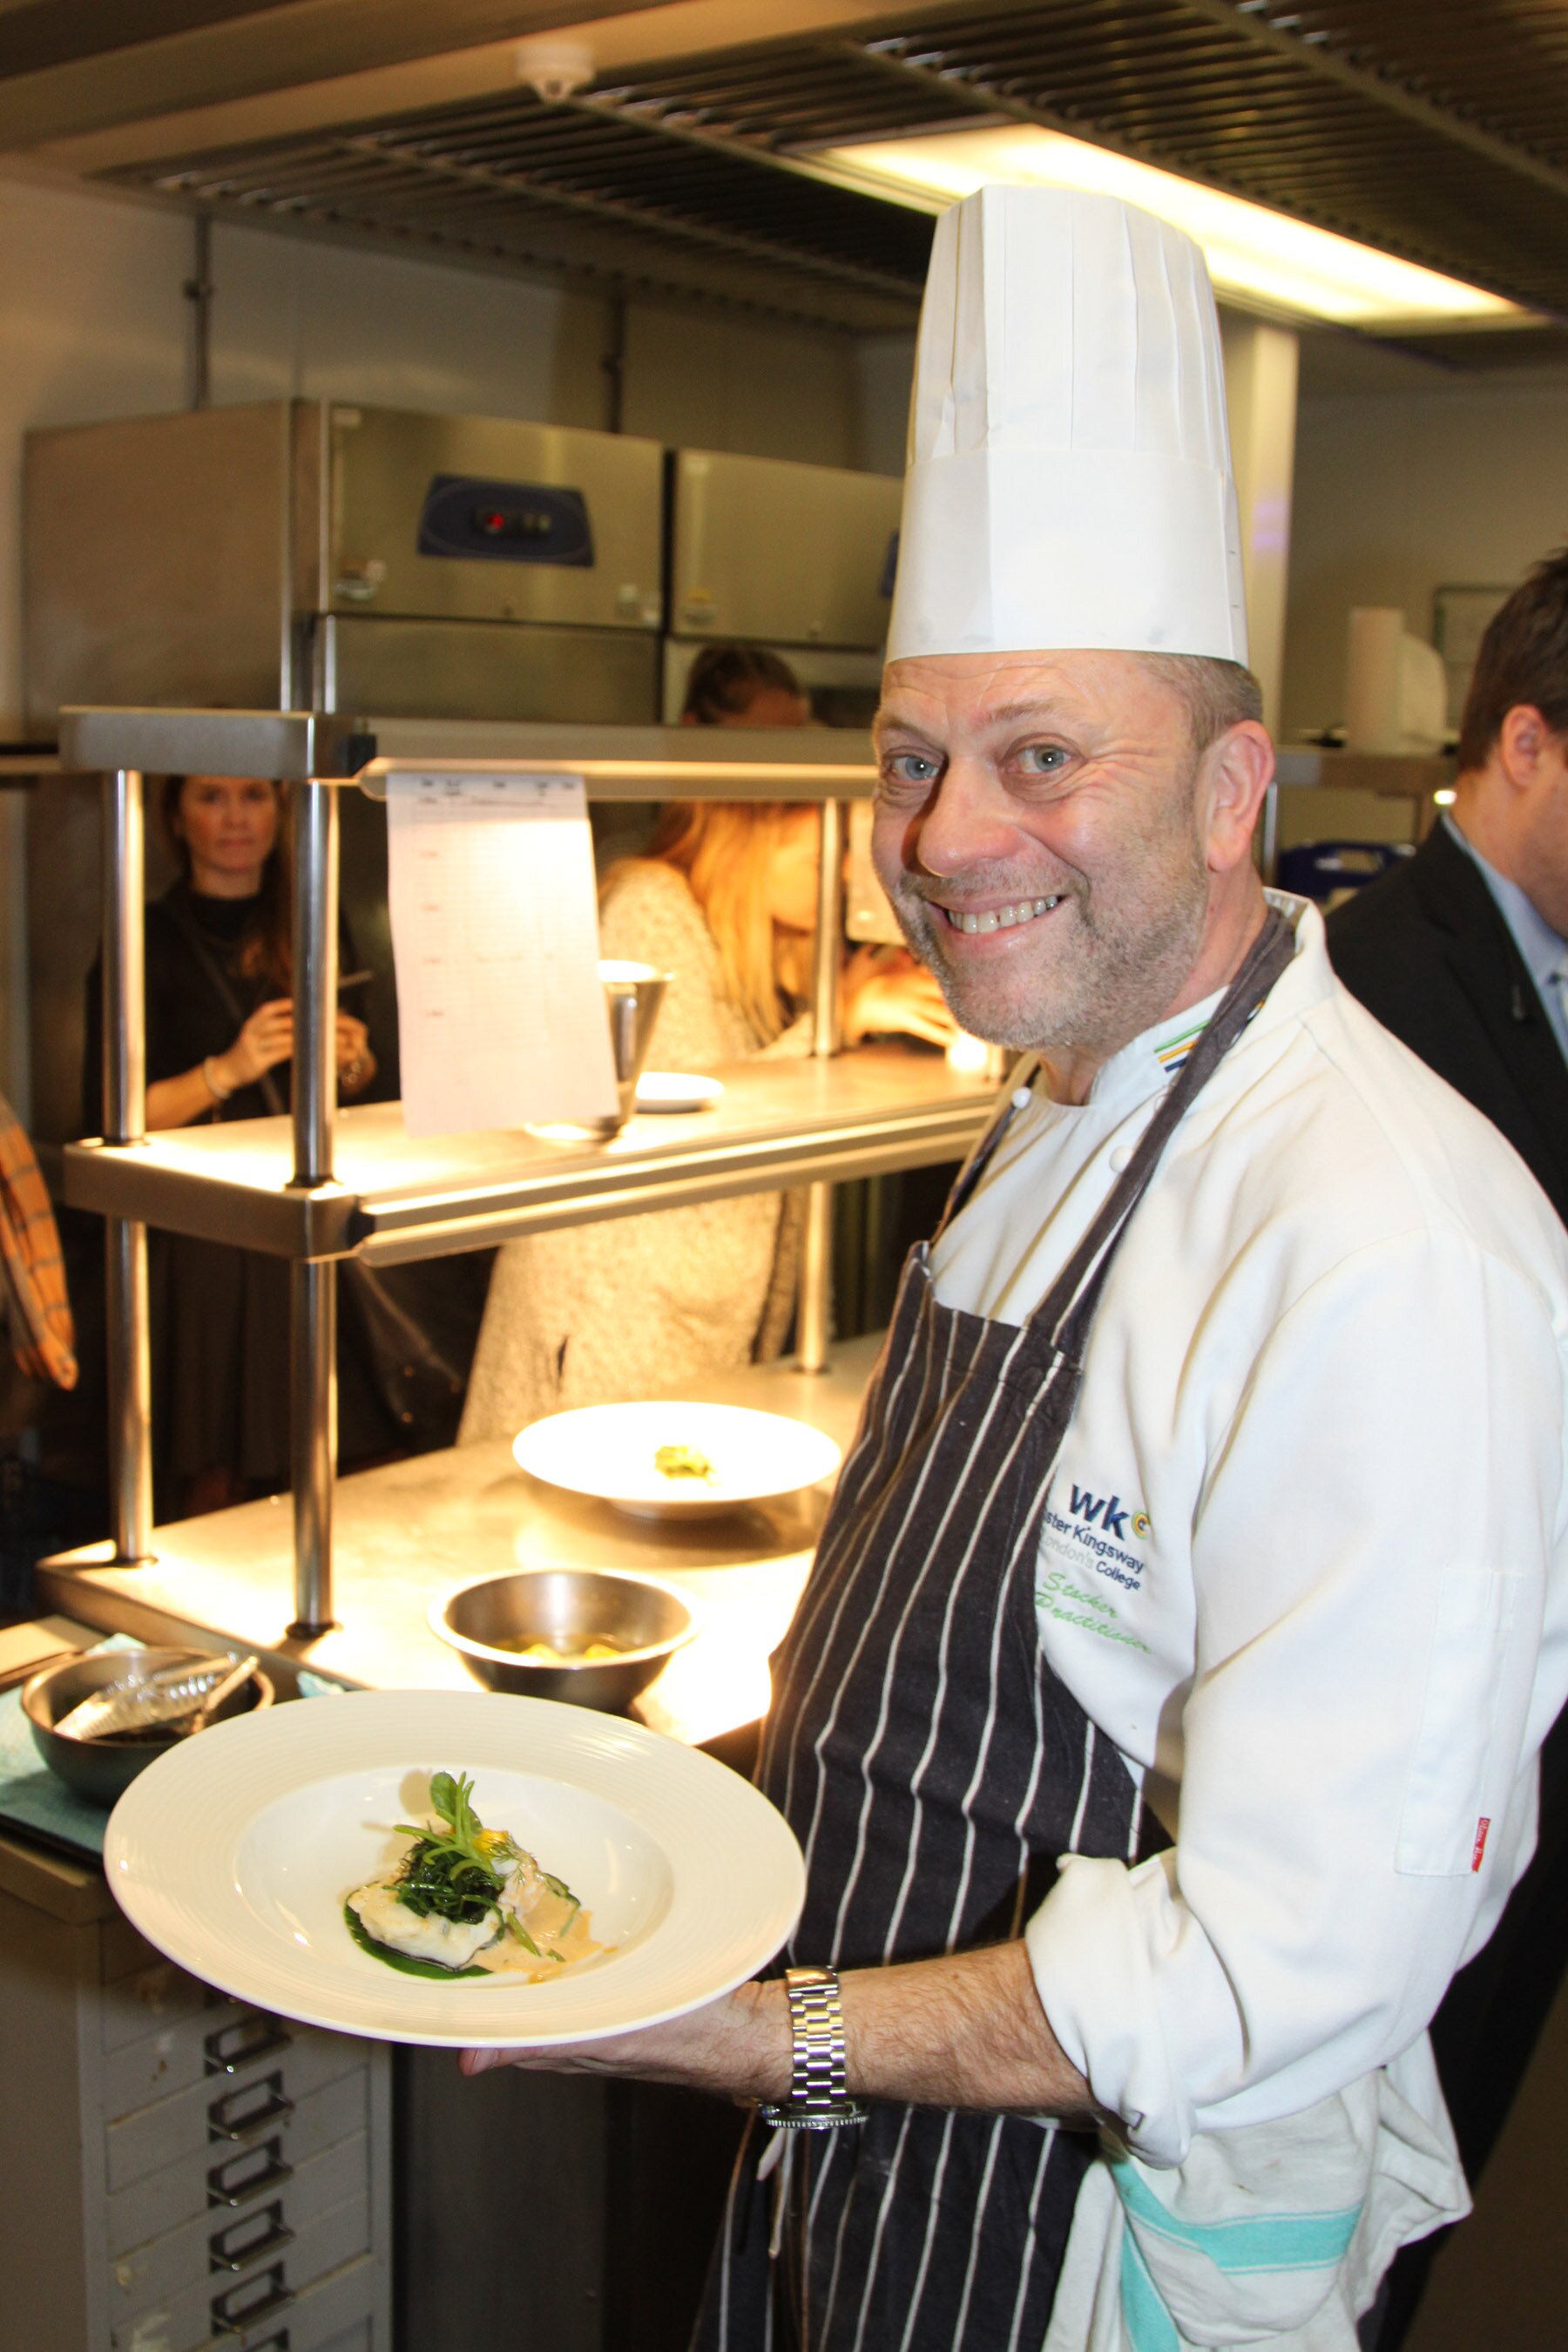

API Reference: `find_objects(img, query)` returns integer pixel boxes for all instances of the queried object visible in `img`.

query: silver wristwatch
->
[757,1966,869,2132]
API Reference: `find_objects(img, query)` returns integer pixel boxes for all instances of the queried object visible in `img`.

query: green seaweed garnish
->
[343,1901,488,1980]
[391,1770,513,1929]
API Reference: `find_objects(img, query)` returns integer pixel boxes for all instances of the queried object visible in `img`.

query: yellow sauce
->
[472,1888,604,1977]
[488,1634,630,1664]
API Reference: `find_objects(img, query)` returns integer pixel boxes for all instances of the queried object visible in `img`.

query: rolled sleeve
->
[1026,1230,1566,2167]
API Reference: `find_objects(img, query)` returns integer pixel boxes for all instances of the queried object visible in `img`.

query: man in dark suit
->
[1328,545,1568,2342]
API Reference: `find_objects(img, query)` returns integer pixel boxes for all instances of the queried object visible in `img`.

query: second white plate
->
[635,1071,725,1113]
[513,1399,843,1520]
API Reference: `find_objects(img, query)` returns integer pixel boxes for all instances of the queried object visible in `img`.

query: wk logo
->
[1068,1487,1151,1543]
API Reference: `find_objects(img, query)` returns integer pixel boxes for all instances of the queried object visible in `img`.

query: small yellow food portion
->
[653,1443,716,1484]
[489,1634,630,1664]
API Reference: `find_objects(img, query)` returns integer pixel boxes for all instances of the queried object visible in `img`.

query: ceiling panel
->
[71,1,1568,341]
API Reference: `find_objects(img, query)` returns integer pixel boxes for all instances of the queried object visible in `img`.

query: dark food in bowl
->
[23,1647,274,1806]
[432,1569,697,1712]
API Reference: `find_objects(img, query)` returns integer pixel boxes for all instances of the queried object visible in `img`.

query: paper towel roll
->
[1345,607,1406,753]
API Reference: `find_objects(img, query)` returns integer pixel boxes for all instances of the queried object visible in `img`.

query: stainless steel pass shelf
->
[58,706,878,798]
[63,1046,996,1264]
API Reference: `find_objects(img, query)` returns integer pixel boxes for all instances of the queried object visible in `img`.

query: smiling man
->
[464,188,1568,2352]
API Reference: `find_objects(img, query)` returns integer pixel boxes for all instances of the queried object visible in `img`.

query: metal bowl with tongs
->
[430,1568,698,1713]
[23,1646,274,1806]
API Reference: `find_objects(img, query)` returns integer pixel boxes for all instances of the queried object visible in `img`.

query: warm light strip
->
[359,756,879,787]
[813,125,1524,328]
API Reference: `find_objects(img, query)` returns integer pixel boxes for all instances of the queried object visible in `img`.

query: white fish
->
[348,1879,502,1969]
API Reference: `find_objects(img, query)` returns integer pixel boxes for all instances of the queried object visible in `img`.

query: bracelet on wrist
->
[757,1966,868,2132]
[202,1056,233,1104]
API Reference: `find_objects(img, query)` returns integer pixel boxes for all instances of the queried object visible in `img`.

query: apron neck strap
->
[1038,903,1297,1362]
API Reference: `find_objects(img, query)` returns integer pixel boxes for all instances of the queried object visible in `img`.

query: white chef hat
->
[887,183,1247,666]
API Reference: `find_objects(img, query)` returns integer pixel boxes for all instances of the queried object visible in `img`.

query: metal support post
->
[288,779,339,1637]
[102,768,153,1564]
[797,800,846,1375]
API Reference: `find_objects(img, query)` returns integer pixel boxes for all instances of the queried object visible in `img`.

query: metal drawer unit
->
[0,1828,391,2352]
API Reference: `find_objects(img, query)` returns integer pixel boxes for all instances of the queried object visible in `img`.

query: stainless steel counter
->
[36,1338,882,1747]
[64,1049,994,1264]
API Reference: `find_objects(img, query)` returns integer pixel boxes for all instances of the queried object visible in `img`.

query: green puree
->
[343,1900,488,1981]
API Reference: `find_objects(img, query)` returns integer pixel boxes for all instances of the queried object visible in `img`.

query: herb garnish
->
[392,1770,513,1928]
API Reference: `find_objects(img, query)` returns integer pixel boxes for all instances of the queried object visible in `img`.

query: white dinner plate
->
[635,1071,725,1113]
[104,1688,803,2048]
[512,1400,843,1521]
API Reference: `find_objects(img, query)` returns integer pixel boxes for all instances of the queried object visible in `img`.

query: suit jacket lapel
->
[1414,827,1568,1195]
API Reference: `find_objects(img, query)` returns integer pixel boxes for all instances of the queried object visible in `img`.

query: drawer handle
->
[246,2337,290,2352]
[208,2139,294,2210]
[210,2200,296,2274]
[206,2014,292,2076]
[208,2072,294,2146]
[211,2262,294,2336]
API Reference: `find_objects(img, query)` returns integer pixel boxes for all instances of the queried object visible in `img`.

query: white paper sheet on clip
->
[385,768,618,1138]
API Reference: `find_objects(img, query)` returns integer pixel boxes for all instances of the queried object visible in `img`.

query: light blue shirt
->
[1444,813,1568,1067]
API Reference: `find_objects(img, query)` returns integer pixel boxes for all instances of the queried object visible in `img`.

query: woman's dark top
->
[85,884,311,1132]
[83,882,394,1497]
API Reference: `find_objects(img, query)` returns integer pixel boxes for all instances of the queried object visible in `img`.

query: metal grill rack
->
[92,1,1568,338]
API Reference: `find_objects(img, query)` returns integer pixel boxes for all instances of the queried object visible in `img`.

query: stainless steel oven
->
[23,402,667,1141]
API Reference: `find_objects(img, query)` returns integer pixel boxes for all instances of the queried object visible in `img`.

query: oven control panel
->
[416,474,594,566]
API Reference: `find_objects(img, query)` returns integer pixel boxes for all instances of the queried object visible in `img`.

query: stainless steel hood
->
[6,3,1568,348]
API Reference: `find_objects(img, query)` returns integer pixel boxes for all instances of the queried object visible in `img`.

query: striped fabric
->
[0,1092,75,1389]
[1152,1018,1207,1075]
[696,917,1295,2351]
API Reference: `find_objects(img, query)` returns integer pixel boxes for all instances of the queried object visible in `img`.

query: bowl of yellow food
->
[429,1569,699,1712]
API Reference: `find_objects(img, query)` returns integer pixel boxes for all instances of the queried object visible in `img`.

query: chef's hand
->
[841,946,960,1050]
[215,998,294,1091]
[335,1012,375,1095]
[459,1944,1098,2120]
[461,1979,787,2099]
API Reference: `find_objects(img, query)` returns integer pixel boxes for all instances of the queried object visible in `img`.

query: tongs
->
[55,1652,260,1743]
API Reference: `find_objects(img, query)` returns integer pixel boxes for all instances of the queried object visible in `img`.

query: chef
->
[465,186,1568,2350]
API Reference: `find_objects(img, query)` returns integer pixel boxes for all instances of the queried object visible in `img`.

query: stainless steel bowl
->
[22,1647,275,1807]
[430,1568,698,1712]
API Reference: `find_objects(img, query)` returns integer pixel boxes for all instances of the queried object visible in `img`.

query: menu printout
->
[385,767,618,1138]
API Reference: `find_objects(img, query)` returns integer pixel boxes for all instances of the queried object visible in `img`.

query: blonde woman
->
[459,649,953,1439]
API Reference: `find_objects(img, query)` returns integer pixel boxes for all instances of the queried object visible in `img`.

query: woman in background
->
[84,772,382,1514]
[460,647,953,1439]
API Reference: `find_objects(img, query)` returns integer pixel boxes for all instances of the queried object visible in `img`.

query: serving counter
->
[63,702,1000,1645]
[36,1339,882,1748]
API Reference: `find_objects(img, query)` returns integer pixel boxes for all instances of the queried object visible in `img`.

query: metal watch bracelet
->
[758,1965,869,2132]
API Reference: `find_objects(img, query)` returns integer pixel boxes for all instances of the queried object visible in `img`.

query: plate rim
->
[634,1070,725,1112]
[104,1688,802,2048]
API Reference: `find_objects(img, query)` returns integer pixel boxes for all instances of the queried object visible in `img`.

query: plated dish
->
[104,1688,804,2047]
[345,1767,601,1979]
[512,1399,843,1522]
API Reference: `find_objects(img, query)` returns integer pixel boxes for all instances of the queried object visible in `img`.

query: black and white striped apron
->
[694,911,1294,2352]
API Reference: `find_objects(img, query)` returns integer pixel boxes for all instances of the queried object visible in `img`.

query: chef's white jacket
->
[929,895,1568,2169]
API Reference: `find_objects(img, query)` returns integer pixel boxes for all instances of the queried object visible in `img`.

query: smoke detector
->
[514,37,596,103]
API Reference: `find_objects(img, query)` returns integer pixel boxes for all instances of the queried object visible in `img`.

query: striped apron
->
[694,910,1294,2352]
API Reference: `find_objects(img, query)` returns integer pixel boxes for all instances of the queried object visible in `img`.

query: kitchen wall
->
[0,164,868,740]
[1282,340,1568,740]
